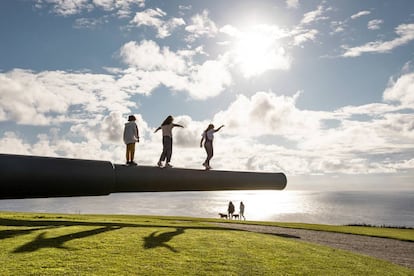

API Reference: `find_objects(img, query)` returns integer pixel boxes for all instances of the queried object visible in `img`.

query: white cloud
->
[70,112,151,146]
[300,4,329,25]
[130,8,185,38]
[178,5,192,11]
[0,69,134,125]
[334,103,400,118]
[343,23,414,57]
[118,59,231,100]
[92,0,115,11]
[73,17,107,29]
[131,8,166,25]
[115,0,145,18]
[187,58,232,99]
[299,120,386,154]
[220,24,240,37]
[383,72,414,108]
[213,91,325,138]
[367,19,383,30]
[1,83,413,175]
[0,112,151,164]
[329,10,371,35]
[118,40,231,99]
[0,129,123,161]
[35,0,144,17]
[0,132,33,155]
[119,40,187,73]
[330,21,346,34]
[0,69,73,125]
[293,29,318,45]
[185,10,218,42]
[204,88,414,175]
[172,115,205,148]
[350,10,371,20]
[102,112,125,142]
[286,0,299,9]
[35,0,92,16]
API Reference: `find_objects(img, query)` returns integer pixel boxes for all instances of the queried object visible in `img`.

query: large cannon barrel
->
[114,165,287,192]
[0,154,287,199]
[0,154,115,199]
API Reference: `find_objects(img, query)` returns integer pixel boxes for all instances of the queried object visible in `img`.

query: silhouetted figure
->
[143,228,184,252]
[228,201,235,219]
[154,115,184,168]
[200,124,224,170]
[240,201,245,220]
[13,226,119,253]
[123,115,139,165]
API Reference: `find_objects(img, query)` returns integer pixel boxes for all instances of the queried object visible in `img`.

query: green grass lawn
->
[217,220,414,242]
[0,212,412,275]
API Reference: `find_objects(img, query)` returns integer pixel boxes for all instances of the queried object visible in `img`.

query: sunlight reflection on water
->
[0,190,412,226]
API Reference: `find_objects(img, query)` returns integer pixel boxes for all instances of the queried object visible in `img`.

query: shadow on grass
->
[143,228,185,252]
[0,217,228,253]
[0,227,55,240]
[269,233,300,239]
[1,217,301,254]
[13,226,120,253]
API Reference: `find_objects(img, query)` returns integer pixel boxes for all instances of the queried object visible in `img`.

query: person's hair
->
[161,115,173,126]
[204,124,214,133]
[128,115,136,121]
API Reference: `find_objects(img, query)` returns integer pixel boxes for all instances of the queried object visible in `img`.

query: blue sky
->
[0,0,413,190]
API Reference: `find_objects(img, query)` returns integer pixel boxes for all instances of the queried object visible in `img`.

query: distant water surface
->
[0,190,412,227]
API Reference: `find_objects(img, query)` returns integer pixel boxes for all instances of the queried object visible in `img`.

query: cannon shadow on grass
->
[0,217,299,253]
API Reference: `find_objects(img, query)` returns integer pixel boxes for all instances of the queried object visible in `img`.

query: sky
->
[0,0,413,190]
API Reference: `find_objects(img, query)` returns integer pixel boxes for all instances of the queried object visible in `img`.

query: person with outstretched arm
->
[154,115,184,168]
[200,124,224,170]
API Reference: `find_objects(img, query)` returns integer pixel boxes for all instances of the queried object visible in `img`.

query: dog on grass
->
[232,214,240,220]
[218,213,228,219]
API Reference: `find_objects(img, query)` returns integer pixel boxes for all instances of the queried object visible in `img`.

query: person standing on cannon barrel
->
[123,115,139,166]
[154,115,184,168]
[200,124,224,170]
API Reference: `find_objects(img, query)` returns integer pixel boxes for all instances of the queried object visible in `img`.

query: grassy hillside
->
[230,221,414,242]
[0,212,412,275]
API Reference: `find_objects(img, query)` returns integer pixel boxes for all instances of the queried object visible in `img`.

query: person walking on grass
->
[228,201,235,220]
[240,201,245,220]
[154,115,184,168]
[123,115,139,166]
[200,124,224,170]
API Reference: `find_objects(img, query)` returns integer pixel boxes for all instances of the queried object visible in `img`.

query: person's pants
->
[126,143,135,162]
[160,136,173,163]
[204,141,213,166]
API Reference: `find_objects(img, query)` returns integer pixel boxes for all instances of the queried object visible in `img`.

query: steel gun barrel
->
[0,154,287,199]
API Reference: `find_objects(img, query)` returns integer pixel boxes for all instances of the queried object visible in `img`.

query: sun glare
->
[233,27,290,78]
[214,191,301,221]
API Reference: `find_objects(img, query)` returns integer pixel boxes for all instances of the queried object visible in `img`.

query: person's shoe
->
[157,161,162,167]
[130,161,137,166]
[207,165,212,170]
[126,161,131,165]
[165,163,173,168]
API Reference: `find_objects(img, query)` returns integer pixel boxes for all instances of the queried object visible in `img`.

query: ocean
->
[0,190,413,227]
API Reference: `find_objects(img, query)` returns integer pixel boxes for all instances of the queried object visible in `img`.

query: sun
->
[233,26,290,78]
